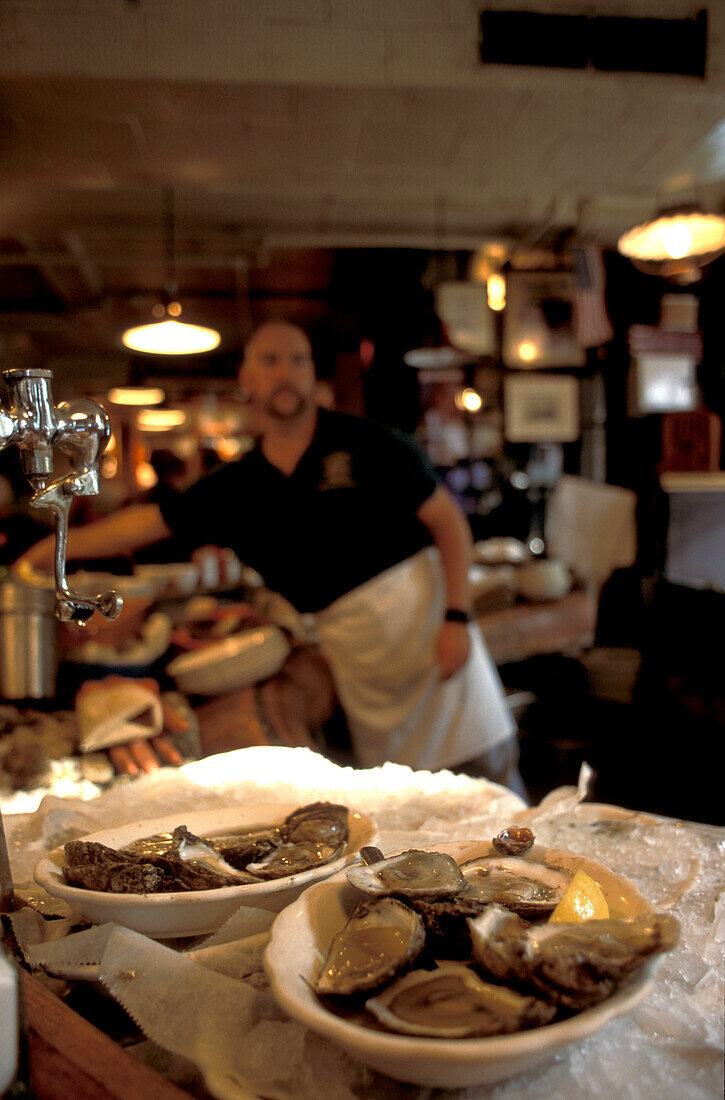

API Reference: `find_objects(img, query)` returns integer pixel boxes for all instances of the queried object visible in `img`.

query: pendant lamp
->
[617,203,725,277]
[121,189,221,355]
[404,197,481,370]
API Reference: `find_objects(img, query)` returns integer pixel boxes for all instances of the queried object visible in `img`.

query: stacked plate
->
[166,623,290,695]
[134,562,200,599]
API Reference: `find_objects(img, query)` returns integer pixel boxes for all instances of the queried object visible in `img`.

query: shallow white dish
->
[134,562,200,598]
[474,537,531,566]
[166,624,290,694]
[264,841,659,1089]
[34,803,377,940]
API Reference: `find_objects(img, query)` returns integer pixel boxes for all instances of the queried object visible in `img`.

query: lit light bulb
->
[518,341,538,362]
[137,408,187,431]
[662,222,693,259]
[107,386,166,406]
[455,387,483,413]
[122,320,221,355]
[487,272,506,311]
[136,460,158,489]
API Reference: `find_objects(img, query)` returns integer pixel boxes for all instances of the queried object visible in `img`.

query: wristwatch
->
[444,608,472,623]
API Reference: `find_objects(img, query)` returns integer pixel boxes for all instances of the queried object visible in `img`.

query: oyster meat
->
[365,961,556,1038]
[208,828,282,869]
[247,802,350,877]
[346,849,465,899]
[246,839,340,878]
[316,896,426,996]
[121,831,176,859]
[161,826,259,888]
[469,904,680,1008]
[459,855,571,918]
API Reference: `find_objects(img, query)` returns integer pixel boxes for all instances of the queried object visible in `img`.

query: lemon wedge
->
[549,868,610,922]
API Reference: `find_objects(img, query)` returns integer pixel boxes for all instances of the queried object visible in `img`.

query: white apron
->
[315,547,514,771]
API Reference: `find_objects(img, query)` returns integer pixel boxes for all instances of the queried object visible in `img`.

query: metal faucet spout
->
[0,368,123,622]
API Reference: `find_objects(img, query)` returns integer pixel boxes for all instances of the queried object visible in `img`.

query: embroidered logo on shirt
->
[319,451,355,491]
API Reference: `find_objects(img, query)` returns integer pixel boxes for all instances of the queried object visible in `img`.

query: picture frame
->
[628,353,699,416]
[503,270,586,369]
[504,373,580,443]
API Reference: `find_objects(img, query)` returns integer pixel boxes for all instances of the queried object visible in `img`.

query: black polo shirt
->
[159,409,440,612]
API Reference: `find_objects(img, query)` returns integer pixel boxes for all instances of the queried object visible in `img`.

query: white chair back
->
[545,475,637,594]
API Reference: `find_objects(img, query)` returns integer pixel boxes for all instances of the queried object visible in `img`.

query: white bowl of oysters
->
[34,802,377,939]
[264,829,678,1089]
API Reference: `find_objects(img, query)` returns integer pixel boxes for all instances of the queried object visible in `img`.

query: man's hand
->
[108,735,183,776]
[434,620,471,681]
[76,675,187,777]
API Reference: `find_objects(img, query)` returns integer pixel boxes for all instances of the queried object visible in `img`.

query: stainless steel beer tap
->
[0,368,123,623]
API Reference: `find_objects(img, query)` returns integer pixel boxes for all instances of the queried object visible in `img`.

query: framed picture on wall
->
[503,270,586,369]
[504,373,580,442]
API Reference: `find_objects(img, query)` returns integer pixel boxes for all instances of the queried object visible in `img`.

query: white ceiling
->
[1,0,724,381]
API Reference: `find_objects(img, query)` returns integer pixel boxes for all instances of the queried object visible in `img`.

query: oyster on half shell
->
[459,855,572,918]
[469,904,680,1008]
[163,826,259,888]
[246,839,340,878]
[365,961,556,1038]
[281,802,349,848]
[207,827,282,869]
[316,896,426,996]
[346,849,465,899]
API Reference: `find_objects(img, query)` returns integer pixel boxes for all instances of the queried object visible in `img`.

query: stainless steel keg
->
[0,581,58,700]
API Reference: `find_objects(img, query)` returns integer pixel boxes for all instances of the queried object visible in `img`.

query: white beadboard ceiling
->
[0,0,724,378]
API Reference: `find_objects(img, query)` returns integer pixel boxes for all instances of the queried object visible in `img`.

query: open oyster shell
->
[346,849,465,899]
[163,826,258,888]
[247,803,350,878]
[459,855,572,918]
[281,802,349,847]
[207,828,282,869]
[246,839,340,878]
[316,896,426,996]
[469,904,680,1008]
[365,961,556,1037]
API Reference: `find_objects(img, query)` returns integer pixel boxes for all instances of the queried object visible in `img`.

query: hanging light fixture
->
[136,408,187,432]
[404,196,477,370]
[470,241,508,312]
[617,203,725,276]
[107,386,166,406]
[121,189,221,355]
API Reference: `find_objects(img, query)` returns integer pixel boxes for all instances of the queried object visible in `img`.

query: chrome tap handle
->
[30,476,123,623]
[1,368,56,477]
[54,397,112,493]
[1,368,123,622]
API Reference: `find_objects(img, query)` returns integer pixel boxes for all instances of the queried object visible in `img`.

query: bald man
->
[19,323,523,795]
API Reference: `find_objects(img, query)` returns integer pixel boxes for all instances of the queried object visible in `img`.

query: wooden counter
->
[22,971,189,1100]
[477,589,597,666]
